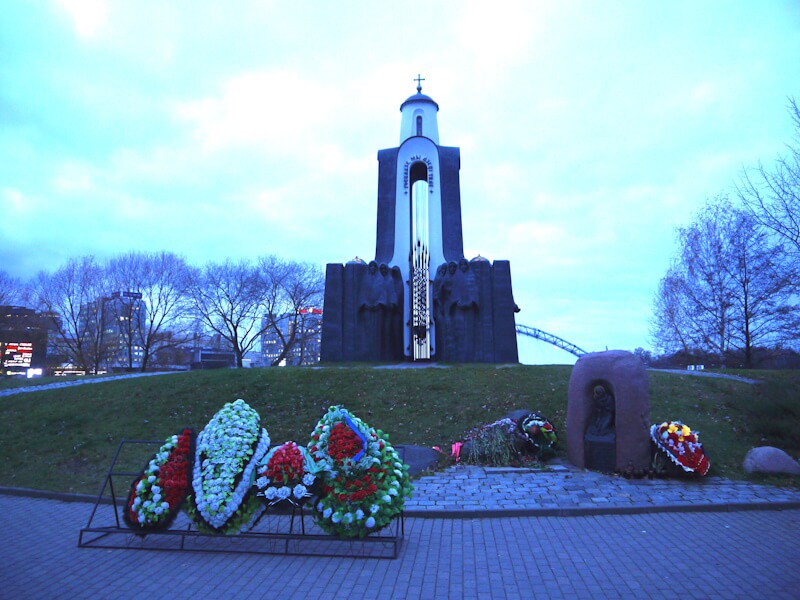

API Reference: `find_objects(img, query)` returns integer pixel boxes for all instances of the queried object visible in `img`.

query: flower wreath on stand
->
[518,412,558,459]
[255,441,322,509]
[650,420,710,476]
[124,427,195,534]
[187,399,271,534]
[308,406,412,538]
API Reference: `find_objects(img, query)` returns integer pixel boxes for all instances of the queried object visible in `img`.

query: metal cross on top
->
[414,73,425,93]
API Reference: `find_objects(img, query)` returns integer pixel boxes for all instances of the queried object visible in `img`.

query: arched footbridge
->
[516,325,588,358]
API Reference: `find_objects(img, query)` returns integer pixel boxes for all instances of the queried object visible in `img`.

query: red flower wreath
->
[125,427,195,533]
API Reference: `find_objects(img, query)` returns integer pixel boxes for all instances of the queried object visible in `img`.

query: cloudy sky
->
[2,1,799,364]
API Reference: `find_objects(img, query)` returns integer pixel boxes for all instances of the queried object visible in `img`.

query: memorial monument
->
[321,78,519,363]
[566,350,651,473]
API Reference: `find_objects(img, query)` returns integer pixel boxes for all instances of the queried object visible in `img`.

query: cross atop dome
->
[399,76,439,143]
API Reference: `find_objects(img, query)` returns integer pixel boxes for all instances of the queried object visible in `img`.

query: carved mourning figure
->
[357,261,387,360]
[380,264,403,360]
[431,264,446,359]
[432,262,458,361]
[452,258,479,361]
[584,383,617,472]
[587,385,615,436]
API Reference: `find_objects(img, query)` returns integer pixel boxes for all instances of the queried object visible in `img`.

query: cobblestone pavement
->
[404,463,800,516]
[1,493,798,599]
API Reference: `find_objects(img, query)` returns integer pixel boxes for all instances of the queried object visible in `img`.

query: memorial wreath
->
[650,420,710,476]
[124,427,195,533]
[186,399,270,534]
[308,406,412,538]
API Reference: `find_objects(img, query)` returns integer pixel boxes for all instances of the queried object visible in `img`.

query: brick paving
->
[1,494,798,599]
[404,463,800,516]
[2,463,799,599]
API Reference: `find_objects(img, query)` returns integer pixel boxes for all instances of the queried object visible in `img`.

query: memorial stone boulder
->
[743,446,800,476]
[567,350,651,473]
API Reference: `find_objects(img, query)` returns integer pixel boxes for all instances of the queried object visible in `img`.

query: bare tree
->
[187,256,324,368]
[652,197,798,367]
[188,259,266,368]
[107,251,194,371]
[651,267,693,356]
[30,256,111,372]
[674,199,739,364]
[738,97,800,258]
[723,209,799,366]
[0,271,24,306]
[259,256,324,366]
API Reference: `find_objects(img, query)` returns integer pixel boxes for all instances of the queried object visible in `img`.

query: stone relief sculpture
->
[358,261,386,359]
[452,259,479,362]
[356,262,404,361]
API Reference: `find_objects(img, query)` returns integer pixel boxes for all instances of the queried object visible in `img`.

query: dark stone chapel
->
[321,79,519,363]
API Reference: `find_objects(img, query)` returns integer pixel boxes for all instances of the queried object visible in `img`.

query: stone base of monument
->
[584,434,616,473]
[567,350,651,473]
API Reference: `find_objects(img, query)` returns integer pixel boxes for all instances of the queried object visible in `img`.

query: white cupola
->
[399,76,440,145]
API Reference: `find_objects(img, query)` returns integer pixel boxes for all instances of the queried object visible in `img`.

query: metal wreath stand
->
[78,440,405,559]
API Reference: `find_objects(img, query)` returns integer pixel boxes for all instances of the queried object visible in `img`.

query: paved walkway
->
[404,463,800,516]
[2,495,798,599]
[2,463,799,599]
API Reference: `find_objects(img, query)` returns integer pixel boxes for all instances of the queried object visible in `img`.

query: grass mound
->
[0,365,797,494]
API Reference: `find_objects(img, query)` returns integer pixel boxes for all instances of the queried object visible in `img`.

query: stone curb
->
[4,486,799,519]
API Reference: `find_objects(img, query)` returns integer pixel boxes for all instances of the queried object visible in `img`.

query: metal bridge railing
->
[515,325,588,358]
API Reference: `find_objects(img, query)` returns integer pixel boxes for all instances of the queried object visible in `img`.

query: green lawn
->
[1,365,797,495]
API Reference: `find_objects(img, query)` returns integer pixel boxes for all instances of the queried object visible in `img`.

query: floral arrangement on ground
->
[308,405,412,538]
[518,411,558,459]
[124,427,195,533]
[452,410,558,466]
[651,420,710,476]
[186,399,271,534]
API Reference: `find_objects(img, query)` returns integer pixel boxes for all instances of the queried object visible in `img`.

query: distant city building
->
[0,305,60,376]
[104,291,146,371]
[78,292,147,372]
[262,308,323,366]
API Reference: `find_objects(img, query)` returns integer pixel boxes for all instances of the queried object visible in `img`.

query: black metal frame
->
[77,440,404,559]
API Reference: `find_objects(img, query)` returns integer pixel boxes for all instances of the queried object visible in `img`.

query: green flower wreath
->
[308,406,412,538]
[187,399,270,535]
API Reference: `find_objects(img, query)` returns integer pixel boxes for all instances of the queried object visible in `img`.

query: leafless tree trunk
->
[187,256,324,368]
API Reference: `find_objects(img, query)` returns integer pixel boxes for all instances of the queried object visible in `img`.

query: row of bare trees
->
[652,99,800,367]
[1,252,323,371]
[189,256,323,368]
